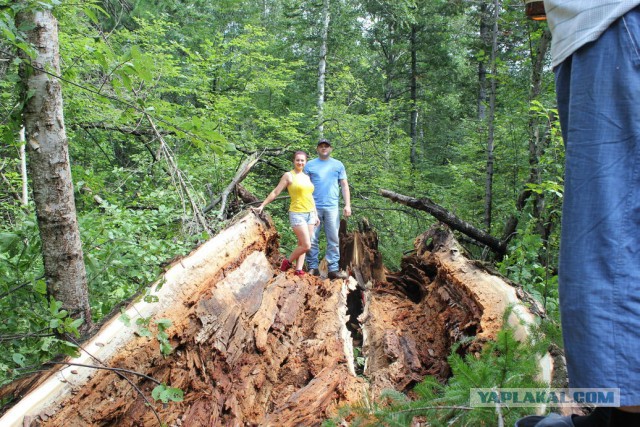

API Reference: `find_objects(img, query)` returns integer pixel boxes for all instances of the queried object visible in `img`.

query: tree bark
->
[17,8,91,329]
[317,0,330,137]
[380,188,507,256]
[409,24,419,167]
[484,0,500,233]
[19,127,28,207]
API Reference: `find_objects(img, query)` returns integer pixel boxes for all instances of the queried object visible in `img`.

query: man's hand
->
[343,206,352,218]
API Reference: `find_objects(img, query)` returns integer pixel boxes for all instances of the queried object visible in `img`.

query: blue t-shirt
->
[304,157,347,209]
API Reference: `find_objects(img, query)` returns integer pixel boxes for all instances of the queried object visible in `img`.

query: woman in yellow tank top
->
[253,151,319,276]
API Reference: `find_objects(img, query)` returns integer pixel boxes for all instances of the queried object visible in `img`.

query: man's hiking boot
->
[308,268,320,277]
[328,270,348,280]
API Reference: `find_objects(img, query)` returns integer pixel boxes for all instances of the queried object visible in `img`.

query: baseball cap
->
[317,139,332,147]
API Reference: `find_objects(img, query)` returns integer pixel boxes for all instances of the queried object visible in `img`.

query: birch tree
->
[317,0,330,137]
[16,6,91,331]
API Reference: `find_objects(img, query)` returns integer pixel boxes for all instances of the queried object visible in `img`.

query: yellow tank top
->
[287,171,315,213]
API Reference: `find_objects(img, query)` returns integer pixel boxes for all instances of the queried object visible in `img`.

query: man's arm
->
[340,178,351,217]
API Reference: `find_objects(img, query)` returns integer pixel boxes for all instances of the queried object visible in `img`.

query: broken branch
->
[379,189,507,256]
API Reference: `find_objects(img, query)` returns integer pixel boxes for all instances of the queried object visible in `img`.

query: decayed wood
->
[380,188,508,256]
[0,212,279,425]
[1,214,553,426]
[354,223,551,394]
[0,212,366,426]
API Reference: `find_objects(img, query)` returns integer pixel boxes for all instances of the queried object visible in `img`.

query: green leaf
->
[119,312,131,327]
[156,318,172,330]
[143,294,159,303]
[82,7,98,24]
[152,384,184,403]
[159,340,173,355]
[34,280,47,295]
[136,327,152,338]
[12,353,26,367]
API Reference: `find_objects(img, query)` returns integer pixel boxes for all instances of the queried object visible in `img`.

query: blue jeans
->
[555,6,640,406]
[307,207,340,272]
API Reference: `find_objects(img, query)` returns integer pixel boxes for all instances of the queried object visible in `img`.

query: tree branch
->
[379,189,507,256]
[203,152,260,217]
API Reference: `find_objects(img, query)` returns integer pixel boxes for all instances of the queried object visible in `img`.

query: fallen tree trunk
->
[380,188,508,256]
[340,221,552,396]
[0,212,366,426]
[1,213,553,426]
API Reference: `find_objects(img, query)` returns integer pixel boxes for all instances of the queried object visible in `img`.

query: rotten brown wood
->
[1,214,552,426]
[340,221,549,396]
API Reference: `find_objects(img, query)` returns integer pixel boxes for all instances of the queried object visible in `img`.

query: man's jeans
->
[555,6,640,406]
[308,207,340,272]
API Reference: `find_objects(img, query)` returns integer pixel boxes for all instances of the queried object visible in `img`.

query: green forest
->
[1,0,563,425]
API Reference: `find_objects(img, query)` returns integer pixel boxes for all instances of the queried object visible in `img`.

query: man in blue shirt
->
[304,139,351,279]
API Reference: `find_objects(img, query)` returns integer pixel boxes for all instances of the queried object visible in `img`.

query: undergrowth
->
[325,320,550,426]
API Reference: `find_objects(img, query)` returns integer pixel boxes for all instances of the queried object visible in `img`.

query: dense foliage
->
[1,0,562,419]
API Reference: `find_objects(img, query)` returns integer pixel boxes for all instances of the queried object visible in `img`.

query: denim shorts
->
[289,211,317,227]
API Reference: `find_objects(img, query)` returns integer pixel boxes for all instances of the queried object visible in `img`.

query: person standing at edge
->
[253,151,319,277]
[304,139,351,280]
[516,2,640,427]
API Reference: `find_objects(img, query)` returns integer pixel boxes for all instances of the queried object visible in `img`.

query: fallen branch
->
[145,113,211,233]
[379,189,507,256]
[203,152,260,217]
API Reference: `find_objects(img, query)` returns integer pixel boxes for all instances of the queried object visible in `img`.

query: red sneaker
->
[280,259,291,271]
[294,270,305,276]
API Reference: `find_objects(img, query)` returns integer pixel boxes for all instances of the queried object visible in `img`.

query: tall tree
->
[409,23,418,166]
[16,6,91,331]
[477,2,490,120]
[317,0,330,137]
[483,0,500,233]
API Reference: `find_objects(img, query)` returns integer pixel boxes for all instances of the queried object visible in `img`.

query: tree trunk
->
[380,188,507,256]
[484,0,500,233]
[528,28,552,239]
[409,24,419,167]
[317,0,330,137]
[477,2,490,121]
[0,212,554,426]
[16,8,91,329]
[500,28,552,243]
[19,127,28,207]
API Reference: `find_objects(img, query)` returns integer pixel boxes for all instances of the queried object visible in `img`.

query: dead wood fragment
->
[357,222,552,395]
[380,188,507,256]
[203,153,260,218]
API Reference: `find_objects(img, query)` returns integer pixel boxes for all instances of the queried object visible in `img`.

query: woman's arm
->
[253,173,291,214]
